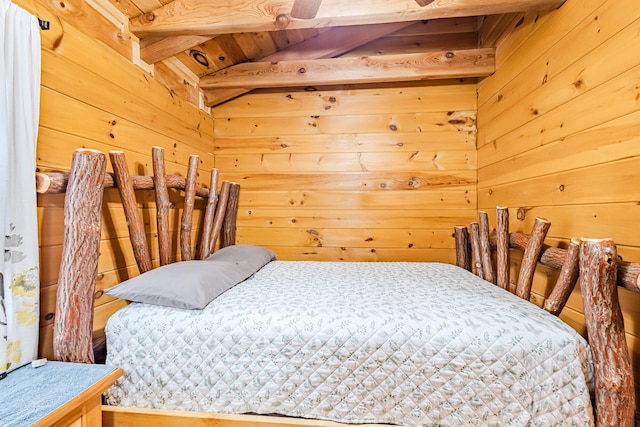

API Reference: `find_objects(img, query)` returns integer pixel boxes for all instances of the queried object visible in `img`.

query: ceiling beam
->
[202,21,414,107]
[141,35,215,64]
[130,0,565,38]
[290,0,323,19]
[200,48,495,90]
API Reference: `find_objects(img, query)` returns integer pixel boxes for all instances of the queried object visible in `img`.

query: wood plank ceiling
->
[109,0,565,107]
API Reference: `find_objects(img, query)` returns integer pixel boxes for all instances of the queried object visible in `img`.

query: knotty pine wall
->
[476,0,640,407]
[20,0,640,406]
[212,81,478,261]
[16,0,216,359]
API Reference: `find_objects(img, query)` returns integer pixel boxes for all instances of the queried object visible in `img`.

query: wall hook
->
[38,18,50,30]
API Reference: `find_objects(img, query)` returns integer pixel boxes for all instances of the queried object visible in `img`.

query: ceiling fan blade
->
[290,0,323,19]
[415,0,435,6]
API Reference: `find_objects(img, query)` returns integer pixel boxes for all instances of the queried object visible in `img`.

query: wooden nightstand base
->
[0,361,122,427]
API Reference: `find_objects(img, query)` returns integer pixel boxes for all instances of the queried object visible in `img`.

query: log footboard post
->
[515,217,550,301]
[454,226,471,271]
[579,238,634,427]
[543,238,580,316]
[495,207,510,290]
[469,222,484,279]
[53,149,106,363]
[478,211,495,284]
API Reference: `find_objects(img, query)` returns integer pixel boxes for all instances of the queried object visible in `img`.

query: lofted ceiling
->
[108,0,565,107]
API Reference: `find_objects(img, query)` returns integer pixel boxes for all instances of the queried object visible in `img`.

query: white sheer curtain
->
[0,0,41,375]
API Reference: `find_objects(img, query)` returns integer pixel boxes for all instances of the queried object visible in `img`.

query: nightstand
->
[0,361,122,427]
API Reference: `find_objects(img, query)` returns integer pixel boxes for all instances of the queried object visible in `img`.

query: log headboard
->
[37,147,239,364]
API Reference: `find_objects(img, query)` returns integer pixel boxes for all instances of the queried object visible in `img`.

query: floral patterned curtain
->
[0,0,41,375]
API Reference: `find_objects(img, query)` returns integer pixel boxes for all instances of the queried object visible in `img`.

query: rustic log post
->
[470,222,484,279]
[454,226,472,271]
[36,171,68,194]
[221,182,240,248]
[36,171,211,197]
[199,169,219,260]
[53,149,106,363]
[579,238,635,427]
[109,151,153,274]
[617,261,640,293]
[501,236,640,293]
[478,211,495,284]
[180,155,199,261]
[543,238,580,316]
[495,206,510,291]
[515,217,551,301]
[210,180,232,253]
[152,147,172,266]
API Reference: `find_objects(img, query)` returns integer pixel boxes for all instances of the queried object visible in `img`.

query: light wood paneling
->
[214,132,476,154]
[477,0,640,411]
[224,171,475,191]
[214,81,477,117]
[14,0,215,358]
[216,111,476,137]
[477,0,603,105]
[237,208,476,230]
[478,3,640,147]
[214,81,477,261]
[239,189,475,210]
[216,151,475,173]
[478,109,640,186]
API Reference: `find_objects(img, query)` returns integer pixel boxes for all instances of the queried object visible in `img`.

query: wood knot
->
[143,12,155,22]
[275,13,290,29]
[517,207,531,220]
[190,50,209,67]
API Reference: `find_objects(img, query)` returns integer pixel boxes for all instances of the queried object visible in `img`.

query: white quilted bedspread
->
[104,261,594,426]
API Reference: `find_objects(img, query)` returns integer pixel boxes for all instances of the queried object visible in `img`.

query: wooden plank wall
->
[14,0,216,359]
[476,0,640,408]
[212,81,478,261]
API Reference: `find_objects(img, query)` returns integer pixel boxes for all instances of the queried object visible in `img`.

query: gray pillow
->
[205,244,276,267]
[105,246,274,309]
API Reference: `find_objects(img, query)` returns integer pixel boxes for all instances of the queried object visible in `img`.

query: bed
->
[41,148,637,426]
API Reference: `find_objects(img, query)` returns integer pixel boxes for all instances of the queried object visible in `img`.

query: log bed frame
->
[38,148,639,427]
